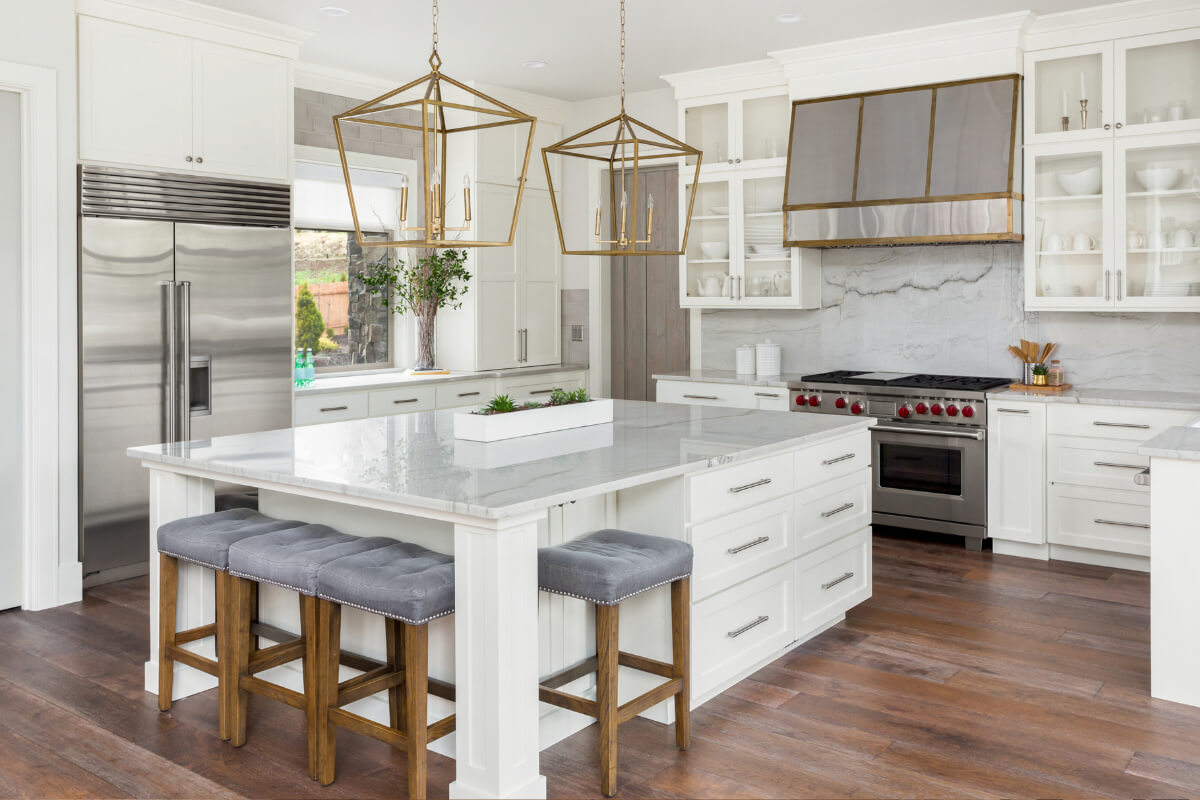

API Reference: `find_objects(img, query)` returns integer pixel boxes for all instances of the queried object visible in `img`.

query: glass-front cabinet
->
[1027,43,1113,143]
[1117,29,1200,136]
[683,89,790,171]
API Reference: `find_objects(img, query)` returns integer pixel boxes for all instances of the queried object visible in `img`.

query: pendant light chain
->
[432,0,439,53]
[618,0,626,112]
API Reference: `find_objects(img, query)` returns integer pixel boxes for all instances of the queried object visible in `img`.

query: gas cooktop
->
[799,371,1011,392]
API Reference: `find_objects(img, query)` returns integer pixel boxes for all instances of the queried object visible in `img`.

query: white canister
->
[755,340,782,376]
[735,345,756,375]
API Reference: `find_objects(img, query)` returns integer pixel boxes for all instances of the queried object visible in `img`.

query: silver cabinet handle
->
[392,398,420,404]
[1135,468,1151,487]
[754,392,780,398]
[729,478,771,494]
[873,424,985,441]
[1117,270,1123,301]
[1093,461,1144,470]
[1094,518,1149,529]
[457,391,481,398]
[1105,270,1112,301]
[529,388,560,395]
[320,405,348,412]
[737,275,743,300]
[729,277,735,300]
[998,408,1030,414]
[177,282,191,441]
[683,394,720,400]
[1094,421,1150,429]
[822,453,855,466]
[727,615,769,638]
[822,571,855,590]
[727,536,770,555]
[821,502,855,519]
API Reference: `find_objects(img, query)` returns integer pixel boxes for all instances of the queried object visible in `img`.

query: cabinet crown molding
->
[662,59,786,100]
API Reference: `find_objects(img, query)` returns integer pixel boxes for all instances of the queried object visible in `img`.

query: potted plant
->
[362,248,469,372]
[454,388,614,442]
[1031,363,1048,386]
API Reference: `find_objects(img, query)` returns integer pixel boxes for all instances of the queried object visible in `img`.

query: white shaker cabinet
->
[987,400,1047,545]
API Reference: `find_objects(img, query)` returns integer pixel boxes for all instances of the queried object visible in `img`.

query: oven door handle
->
[872,424,985,441]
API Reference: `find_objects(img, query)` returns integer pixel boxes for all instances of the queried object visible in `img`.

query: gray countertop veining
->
[1140,417,1200,461]
[128,399,874,519]
[295,363,589,396]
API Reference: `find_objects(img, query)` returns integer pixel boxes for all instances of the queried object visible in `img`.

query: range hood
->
[783,74,1022,247]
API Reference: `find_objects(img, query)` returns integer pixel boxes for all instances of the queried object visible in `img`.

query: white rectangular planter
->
[453,399,615,442]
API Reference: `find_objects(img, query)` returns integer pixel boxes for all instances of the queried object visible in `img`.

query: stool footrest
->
[337,666,403,707]
[247,638,305,675]
[539,686,597,717]
[619,677,683,724]
[166,644,218,677]
[174,623,217,647]
[540,650,675,690]
[428,713,456,743]
[241,674,306,710]
[618,651,674,679]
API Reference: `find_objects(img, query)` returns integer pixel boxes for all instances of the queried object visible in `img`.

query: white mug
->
[1172,228,1194,249]
[1072,232,1096,251]
[1045,233,1065,252]
[1127,231,1145,249]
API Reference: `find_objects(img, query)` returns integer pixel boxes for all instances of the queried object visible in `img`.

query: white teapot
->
[695,272,729,297]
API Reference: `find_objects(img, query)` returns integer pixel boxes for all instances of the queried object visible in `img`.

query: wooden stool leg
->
[228,575,254,747]
[596,602,620,798]
[317,600,341,787]
[157,554,178,712]
[215,570,231,740]
[301,594,320,781]
[671,577,691,751]
[385,618,405,732]
[403,622,430,800]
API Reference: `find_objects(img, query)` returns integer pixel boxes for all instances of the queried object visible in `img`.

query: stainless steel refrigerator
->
[79,166,293,583]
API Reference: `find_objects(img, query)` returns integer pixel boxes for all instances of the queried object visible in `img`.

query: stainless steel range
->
[788,371,1011,551]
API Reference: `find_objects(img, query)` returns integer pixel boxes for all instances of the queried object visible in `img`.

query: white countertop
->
[128,400,873,519]
[296,364,588,396]
[1140,416,1200,461]
[652,369,802,389]
[992,386,1200,412]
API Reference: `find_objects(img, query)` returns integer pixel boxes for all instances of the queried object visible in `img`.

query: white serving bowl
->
[1056,166,1102,196]
[1135,167,1183,192]
[700,241,729,260]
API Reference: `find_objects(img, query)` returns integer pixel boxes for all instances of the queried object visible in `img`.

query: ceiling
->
[194,0,1130,100]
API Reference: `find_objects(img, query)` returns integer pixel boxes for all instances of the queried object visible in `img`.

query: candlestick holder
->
[1079,98,1089,130]
[1061,116,1071,131]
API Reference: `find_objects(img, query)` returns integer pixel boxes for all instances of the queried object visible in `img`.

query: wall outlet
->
[571,324,584,342]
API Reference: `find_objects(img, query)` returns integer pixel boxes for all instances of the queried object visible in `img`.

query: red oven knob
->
[808,395,821,407]
[794,394,807,406]
[915,402,929,415]
[961,405,975,418]
[850,401,865,415]
[835,397,847,409]
[946,404,960,417]
[897,404,912,418]
[930,403,944,416]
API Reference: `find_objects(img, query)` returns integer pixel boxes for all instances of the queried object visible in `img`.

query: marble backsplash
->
[701,244,1200,391]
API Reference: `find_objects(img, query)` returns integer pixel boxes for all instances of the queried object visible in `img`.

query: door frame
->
[0,60,75,610]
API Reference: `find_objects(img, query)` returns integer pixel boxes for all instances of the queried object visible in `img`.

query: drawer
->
[688,452,794,524]
[294,391,368,426]
[1047,404,1194,442]
[796,527,872,635]
[692,563,794,699]
[501,373,585,403]
[795,469,872,556]
[656,380,749,409]
[795,430,871,490]
[748,387,789,412]
[436,379,495,409]
[1048,485,1150,556]
[690,496,793,601]
[1049,436,1149,493]
[367,385,436,417]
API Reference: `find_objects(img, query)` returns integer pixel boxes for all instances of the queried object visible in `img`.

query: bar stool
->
[313,540,457,800]
[155,508,308,739]
[225,525,394,778]
[537,529,693,798]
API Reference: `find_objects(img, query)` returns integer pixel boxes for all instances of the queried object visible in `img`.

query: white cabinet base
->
[992,539,1150,572]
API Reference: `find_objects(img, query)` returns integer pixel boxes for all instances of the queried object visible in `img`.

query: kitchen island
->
[129,400,874,799]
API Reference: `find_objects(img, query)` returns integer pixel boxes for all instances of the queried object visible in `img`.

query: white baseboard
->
[991,539,1148,572]
[992,540,1050,559]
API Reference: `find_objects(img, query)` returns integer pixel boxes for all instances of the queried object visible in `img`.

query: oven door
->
[871,424,987,528]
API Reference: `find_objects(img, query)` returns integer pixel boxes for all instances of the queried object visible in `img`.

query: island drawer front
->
[656,380,750,409]
[796,527,872,636]
[368,385,437,416]
[795,469,872,557]
[1047,405,1195,442]
[501,372,586,403]
[690,496,793,601]
[795,431,871,489]
[1049,436,1149,493]
[1047,485,1150,556]
[294,391,368,426]
[437,380,495,409]
[688,452,794,524]
[692,563,795,699]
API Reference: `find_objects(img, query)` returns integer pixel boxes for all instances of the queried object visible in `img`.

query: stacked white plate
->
[1043,285,1083,297]
[1144,282,1199,297]
[746,244,789,259]
[744,223,784,256]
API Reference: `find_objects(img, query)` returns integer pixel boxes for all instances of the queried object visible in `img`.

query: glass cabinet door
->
[1117,29,1200,134]
[740,94,791,164]
[682,178,733,304]
[740,173,794,303]
[1117,135,1200,307]
[684,102,730,168]
[1027,144,1114,307]
[1027,43,1113,143]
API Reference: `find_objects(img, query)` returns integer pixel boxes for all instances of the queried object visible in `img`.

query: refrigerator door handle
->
[160,280,178,443]
[177,281,192,442]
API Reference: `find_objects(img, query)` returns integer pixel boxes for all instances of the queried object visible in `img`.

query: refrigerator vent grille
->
[80,165,291,227]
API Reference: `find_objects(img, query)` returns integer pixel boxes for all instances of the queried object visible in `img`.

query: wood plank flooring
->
[2,529,1197,799]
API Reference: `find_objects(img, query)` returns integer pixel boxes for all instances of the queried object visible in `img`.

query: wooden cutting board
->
[1008,383,1073,393]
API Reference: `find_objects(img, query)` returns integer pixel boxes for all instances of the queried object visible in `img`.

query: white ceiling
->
[193,0,1129,100]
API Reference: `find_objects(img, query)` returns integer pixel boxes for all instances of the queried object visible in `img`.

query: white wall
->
[0,90,21,609]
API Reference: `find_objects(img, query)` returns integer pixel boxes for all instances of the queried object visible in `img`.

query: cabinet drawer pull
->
[726,615,769,639]
[529,388,560,395]
[998,408,1030,414]
[822,453,855,466]
[1093,461,1144,470]
[457,391,481,398]
[1093,421,1150,429]
[821,502,855,518]
[821,571,855,591]
[726,536,770,555]
[1094,518,1150,530]
[319,405,348,412]
[683,394,720,400]
[392,398,420,404]
[729,478,771,494]
[754,392,780,398]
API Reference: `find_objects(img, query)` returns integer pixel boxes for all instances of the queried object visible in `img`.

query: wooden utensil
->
[1040,342,1053,362]
[1043,342,1057,362]
[1008,345,1027,362]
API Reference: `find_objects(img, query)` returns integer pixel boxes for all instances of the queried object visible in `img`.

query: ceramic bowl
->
[1135,167,1183,192]
[700,242,729,260]
[1056,167,1102,196]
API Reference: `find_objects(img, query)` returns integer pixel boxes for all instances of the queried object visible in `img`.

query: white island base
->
[134,402,873,798]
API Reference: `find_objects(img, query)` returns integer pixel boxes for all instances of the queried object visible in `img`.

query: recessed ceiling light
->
[523,60,549,69]
[774,12,804,23]
[319,6,350,16]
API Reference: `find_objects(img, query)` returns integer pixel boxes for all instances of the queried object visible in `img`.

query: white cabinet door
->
[519,190,562,366]
[193,41,290,182]
[79,17,194,171]
[475,183,521,370]
[987,401,1047,544]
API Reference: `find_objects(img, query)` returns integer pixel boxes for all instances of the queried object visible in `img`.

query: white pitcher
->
[695,273,729,297]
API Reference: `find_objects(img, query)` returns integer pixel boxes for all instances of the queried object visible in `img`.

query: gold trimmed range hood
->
[783,74,1022,247]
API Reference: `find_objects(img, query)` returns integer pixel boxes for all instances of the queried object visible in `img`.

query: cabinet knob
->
[1115,122,1123,129]
[196,156,204,164]
[1103,123,1111,130]
[734,158,742,164]
[727,158,734,165]
[185,155,193,162]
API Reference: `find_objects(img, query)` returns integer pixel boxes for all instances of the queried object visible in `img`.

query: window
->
[294,228,391,370]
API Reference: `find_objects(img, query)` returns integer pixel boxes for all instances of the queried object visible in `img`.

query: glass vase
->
[415,313,437,371]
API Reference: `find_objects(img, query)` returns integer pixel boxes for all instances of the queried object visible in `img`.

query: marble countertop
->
[652,369,806,389]
[128,400,873,519]
[296,364,589,396]
[991,387,1200,412]
[1140,417,1200,461]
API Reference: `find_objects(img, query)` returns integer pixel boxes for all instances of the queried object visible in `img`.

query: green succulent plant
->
[1032,363,1049,376]
[482,394,517,414]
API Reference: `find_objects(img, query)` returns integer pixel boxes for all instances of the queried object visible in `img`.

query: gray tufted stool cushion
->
[317,541,455,625]
[538,529,693,606]
[157,508,309,571]
[228,526,395,596]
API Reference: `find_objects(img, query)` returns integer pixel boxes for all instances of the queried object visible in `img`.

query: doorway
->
[0,89,22,609]
[608,165,689,400]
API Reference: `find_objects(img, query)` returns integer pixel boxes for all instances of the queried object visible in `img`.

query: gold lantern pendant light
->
[542,0,702,257]
[333,0,537,248]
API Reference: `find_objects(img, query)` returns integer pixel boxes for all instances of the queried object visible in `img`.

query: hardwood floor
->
[2,530,1197,799]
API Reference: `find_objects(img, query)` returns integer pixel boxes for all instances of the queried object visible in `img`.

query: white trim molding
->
[0,59,79,610]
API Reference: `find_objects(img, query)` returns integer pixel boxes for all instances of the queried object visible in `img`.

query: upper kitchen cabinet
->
[1116,29,1200,136]
[1026,42,1114,144]
[682,89,791,172]
[78,15,291,182]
